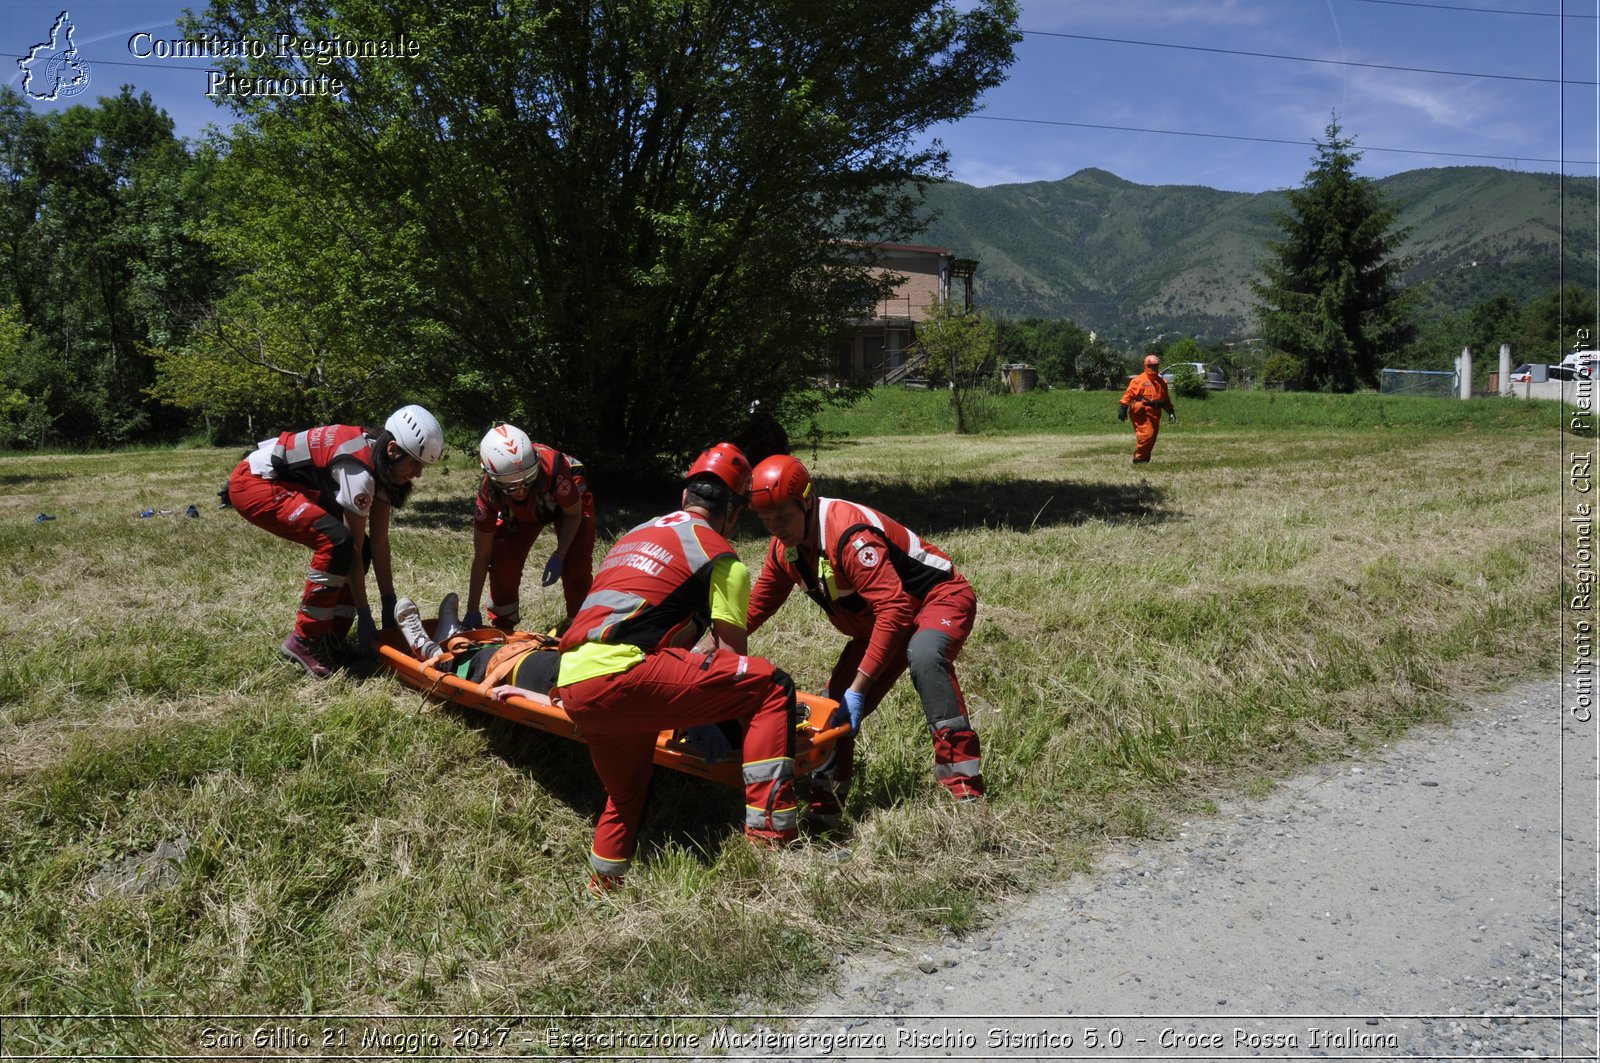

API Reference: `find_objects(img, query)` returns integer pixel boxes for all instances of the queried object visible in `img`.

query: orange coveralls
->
[1120,370,1175,463]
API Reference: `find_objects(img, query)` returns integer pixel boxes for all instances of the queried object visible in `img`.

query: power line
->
[0,52,244,76]
[1020,30,1599,86]
[1346,0,1598,17]
[972,114,1599,167]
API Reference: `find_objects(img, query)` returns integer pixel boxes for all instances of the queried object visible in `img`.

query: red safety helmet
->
[687,442,752,498]
[747,454,813,514]
[1144,354,1161,369]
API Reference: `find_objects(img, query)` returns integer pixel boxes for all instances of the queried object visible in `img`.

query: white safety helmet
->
[479,423,539,486]
[385,404,444,464]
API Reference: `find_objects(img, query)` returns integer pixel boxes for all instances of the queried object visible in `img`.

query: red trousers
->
[486,500,596,623]
[816,578,983,810]
[560,647,797,878]
[229,460,357,640]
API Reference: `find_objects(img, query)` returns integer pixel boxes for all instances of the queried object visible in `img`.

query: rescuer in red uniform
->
[745,455,983,830]
[464,423,596,631]
[228,404,444,678]
[556,443,800,887]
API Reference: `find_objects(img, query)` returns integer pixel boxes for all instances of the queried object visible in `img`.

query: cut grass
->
[0,398,1565,1052]
[801,385,1565,439]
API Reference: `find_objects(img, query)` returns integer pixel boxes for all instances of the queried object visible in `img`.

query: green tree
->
[0,86,217,446]
[1518,284,1599,361]
[0,304,34,445]
[186,0,1020,472]
[1400,292,1527,389]
[912,297,997,433]
[1252,118,1416,392]
[995,317,1087,386]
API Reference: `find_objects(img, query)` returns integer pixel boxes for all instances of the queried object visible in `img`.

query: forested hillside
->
[919,166,1598,347]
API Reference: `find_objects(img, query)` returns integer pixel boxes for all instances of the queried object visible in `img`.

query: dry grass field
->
[0,392,1568,1053]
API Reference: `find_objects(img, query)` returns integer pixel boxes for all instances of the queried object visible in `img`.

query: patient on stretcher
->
[393,594,561,699]
[392,594,740,762]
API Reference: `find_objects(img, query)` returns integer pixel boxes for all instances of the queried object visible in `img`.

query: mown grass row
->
[802,385,1561,439]
[0,394,1565,1053]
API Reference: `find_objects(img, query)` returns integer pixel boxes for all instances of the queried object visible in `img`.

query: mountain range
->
[915,166,1598,347]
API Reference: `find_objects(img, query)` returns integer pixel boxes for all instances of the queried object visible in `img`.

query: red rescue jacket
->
[560,511,735,655]
[748,497,962,676]
[269,425,376,503]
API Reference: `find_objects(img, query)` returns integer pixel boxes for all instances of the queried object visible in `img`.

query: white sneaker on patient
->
[435,592,463,643]
[394,597,443,660]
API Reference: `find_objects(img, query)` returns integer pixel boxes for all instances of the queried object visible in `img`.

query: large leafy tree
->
[1252,119,1415,391]
[182,0,1019,472]
[0,86,217,446]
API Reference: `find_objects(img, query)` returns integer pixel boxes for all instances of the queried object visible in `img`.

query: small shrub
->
[1261,352,1304,390]
[1167,363,1210,400]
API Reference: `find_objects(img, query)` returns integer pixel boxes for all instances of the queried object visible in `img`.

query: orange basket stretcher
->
[373,621,850,788]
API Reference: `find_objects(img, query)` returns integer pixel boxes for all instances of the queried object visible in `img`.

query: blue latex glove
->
[680,724,733,764]
[830,689,867,733]
[541,553,564,587]
[380,594,397,629]
[464,609,484,630]
[356,606,378,650]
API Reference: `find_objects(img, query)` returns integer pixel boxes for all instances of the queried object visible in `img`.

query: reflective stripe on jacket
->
[270,425,376,501]
[560,511,736,657]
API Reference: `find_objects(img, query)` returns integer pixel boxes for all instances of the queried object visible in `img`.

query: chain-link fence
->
[1379,368,1457,397]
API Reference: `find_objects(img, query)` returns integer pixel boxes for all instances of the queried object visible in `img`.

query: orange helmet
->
[1144,354,1161,369]
[686,442,751,498]
[748,454,813,514]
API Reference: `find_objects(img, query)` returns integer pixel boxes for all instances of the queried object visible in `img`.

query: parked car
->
[1508,363,1534,383]
[1549,363,1589,381]
[1160,362,1227,390]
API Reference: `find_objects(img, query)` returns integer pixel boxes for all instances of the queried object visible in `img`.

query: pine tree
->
[1252,118,1416,391]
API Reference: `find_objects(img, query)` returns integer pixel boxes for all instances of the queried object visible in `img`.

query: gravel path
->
[765,677,1598,1060]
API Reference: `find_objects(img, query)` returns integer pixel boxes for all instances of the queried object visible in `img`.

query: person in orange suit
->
[1119,353,1177,463]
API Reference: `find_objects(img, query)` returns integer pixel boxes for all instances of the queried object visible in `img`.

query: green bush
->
[1261,352,1304,390]
[1167,363,1210,400]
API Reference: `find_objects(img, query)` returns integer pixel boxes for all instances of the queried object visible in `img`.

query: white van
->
[1559,349,1598,377]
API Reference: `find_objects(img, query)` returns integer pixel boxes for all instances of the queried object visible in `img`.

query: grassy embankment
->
[0,389,1568,1053]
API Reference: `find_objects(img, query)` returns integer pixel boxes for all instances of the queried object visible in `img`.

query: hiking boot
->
[588,871,624,895]
[393,597,442,660]
[744,826,798,849]
[280,632,335,679]
[435,592,463,643]
[804,793,845,833]
[943,779,985,804]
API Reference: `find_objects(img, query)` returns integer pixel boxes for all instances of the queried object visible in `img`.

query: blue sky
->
[3,0,1597,194]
